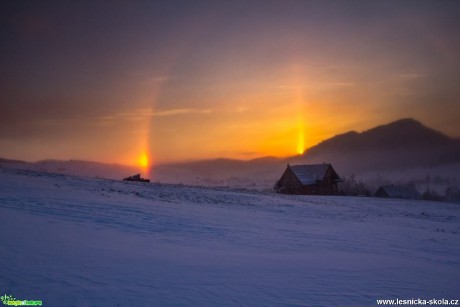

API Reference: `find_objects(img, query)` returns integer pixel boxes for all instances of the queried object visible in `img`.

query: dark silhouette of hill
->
[0,157,26,164]
[0,158,138,179]
[296,118,460,174]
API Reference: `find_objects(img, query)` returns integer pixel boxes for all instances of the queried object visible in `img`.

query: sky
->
[1,0,460,166]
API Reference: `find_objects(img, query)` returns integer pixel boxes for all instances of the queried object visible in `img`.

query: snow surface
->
[0,168,459,306]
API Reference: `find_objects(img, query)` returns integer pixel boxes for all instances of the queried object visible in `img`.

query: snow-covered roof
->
[289,164,337,185]
[377,185,420,199]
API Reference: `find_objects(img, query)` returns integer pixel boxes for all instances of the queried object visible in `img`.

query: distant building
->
[274,163,342,195]
[445,186,460,203]
[374,184,420,199]
[123,174,150,183]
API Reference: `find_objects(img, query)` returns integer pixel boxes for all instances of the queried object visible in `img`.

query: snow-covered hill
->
[0,168,459,306]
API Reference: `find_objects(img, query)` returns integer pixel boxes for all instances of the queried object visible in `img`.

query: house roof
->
[289,164,341,185]
[377,185,420,199]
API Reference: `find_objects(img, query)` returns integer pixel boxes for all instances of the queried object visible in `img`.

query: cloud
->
[99,107,212,123]
[391,87,420,97]
[140,76,172,85]
[152,108,212,117]
[235,106,249,113]
[277,81,355,91]
[394,73,426,80]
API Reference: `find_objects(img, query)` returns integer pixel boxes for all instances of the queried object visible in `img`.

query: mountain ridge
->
[300,118,460,171]
[306,118,454,155]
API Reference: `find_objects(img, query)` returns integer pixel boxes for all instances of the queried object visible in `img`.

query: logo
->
[1,294,42,306]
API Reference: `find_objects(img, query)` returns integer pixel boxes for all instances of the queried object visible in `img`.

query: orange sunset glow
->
[1,1,459,166]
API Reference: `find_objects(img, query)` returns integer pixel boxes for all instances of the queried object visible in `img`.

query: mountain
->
[297,118,460,174]
[304,118,451,154]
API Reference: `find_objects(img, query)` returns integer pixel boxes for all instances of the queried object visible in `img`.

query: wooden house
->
[374,184,420,199]
[274,163,342,195]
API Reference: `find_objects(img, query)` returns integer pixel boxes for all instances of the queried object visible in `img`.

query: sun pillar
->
[297,123,305,155]
[135,143,151,178]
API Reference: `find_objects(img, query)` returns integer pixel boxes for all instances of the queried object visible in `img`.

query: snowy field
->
[1,168,459,306]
